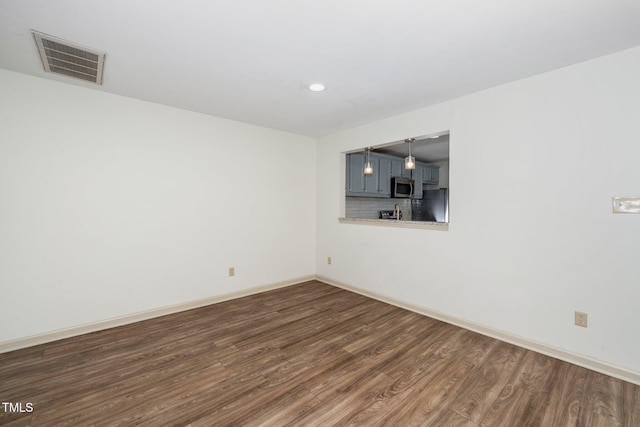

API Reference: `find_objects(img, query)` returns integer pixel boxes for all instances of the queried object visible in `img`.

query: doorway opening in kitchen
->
[344,132,449,225]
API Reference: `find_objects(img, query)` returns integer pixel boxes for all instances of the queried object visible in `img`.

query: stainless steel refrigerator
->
[411,188,448,222]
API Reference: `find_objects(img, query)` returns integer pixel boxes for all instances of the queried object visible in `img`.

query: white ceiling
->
[2,1,640,137]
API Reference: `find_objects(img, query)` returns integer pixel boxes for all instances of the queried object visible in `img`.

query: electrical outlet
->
[575,311,588,328]
[228,267,235,277]
[327,256,332,265]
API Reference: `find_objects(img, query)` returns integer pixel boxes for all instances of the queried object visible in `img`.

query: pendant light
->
[404,138,416,170]
[364,147,373,175]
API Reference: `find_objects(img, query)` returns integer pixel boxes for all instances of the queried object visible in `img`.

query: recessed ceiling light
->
[430,135,440,139]
[308,83,326,92]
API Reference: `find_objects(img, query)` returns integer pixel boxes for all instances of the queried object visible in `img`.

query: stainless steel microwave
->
[391,177,414,198]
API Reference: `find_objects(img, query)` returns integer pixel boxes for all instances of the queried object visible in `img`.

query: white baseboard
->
[315,274,640,386]
[0,275,315,354]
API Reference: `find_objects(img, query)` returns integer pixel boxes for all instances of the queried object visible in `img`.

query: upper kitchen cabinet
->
[411,163,439,199]
[346,153,387,197]
[417,164,440,185]
[390,158,412,179]
[378,157,392,196]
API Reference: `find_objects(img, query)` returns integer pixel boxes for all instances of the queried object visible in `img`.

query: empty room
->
[1,1,640,425]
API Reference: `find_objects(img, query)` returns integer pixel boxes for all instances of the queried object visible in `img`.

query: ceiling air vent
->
[32,31,106,85]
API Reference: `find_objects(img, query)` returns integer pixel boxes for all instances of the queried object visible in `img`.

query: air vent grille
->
[33,31,106,85]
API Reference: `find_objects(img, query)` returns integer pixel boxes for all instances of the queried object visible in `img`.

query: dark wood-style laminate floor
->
[1,280,638,426]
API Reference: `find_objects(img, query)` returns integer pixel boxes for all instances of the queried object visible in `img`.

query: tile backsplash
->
[345,197,412,220]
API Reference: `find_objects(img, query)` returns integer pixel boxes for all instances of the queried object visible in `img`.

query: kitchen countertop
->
[338,217,449,231]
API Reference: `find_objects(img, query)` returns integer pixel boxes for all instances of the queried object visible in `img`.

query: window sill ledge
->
[338,217,449,231]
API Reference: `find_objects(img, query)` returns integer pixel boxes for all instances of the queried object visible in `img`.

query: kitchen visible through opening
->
[344,132,449,226]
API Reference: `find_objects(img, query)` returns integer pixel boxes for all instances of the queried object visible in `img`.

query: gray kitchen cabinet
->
[430,166,440,184]
[347,153,366,194]
[390,159,412,178]
[410,163,440,198]
[346,153,386,197]
[412,164,424,199]
[414,163,440,185]
[363,159,379,195]
[378,157,392,196]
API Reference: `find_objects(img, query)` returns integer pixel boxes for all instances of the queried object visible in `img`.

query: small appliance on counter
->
[379,208,402,220]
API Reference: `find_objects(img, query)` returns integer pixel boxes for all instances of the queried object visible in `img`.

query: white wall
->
[316,46,640,375]
[0,69,316,343]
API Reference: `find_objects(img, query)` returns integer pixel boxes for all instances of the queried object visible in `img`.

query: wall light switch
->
[613,196,640,213]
